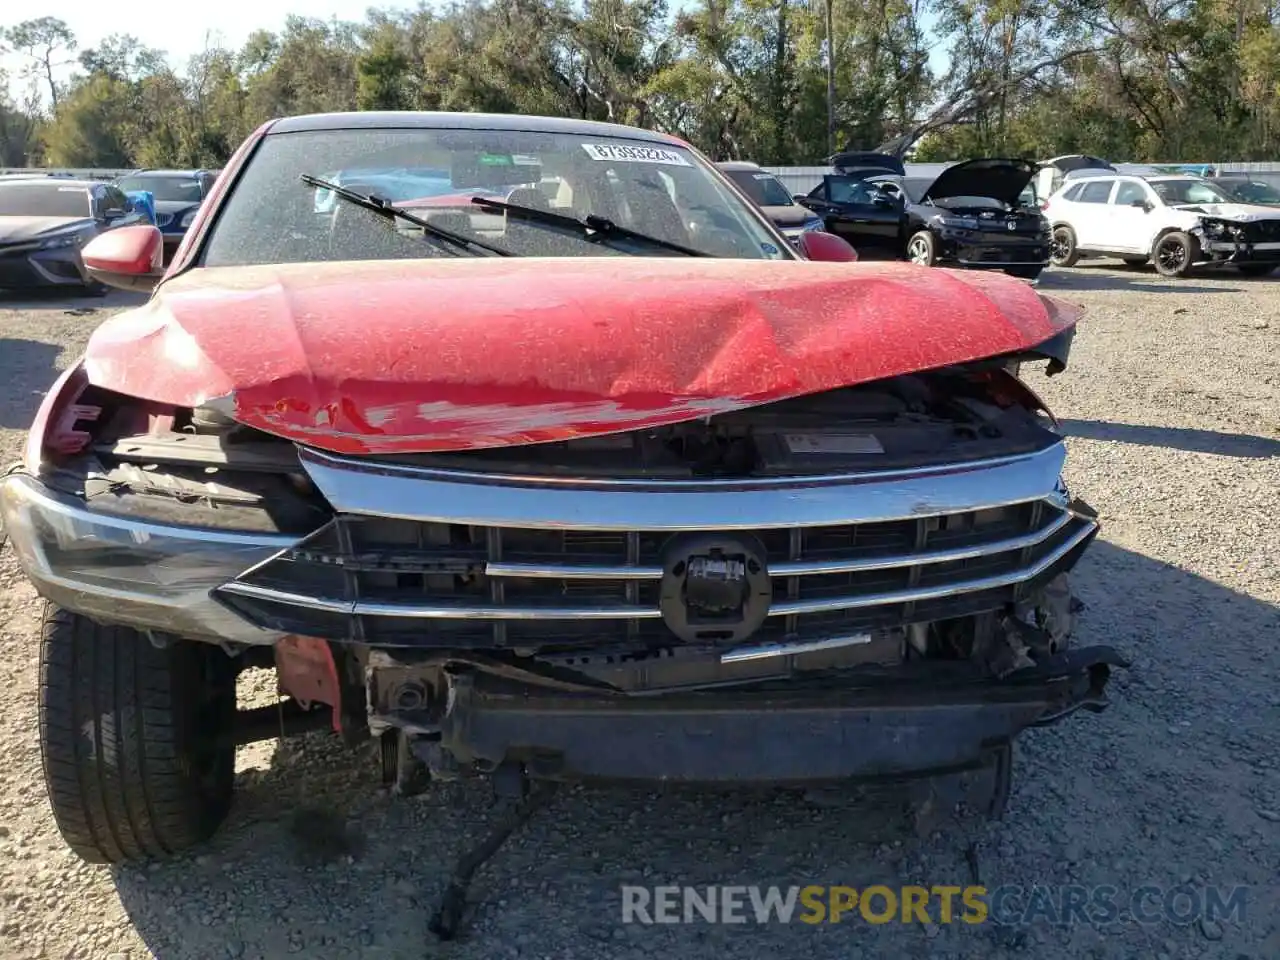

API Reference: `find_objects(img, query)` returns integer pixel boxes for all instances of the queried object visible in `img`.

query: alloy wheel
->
[1157,239,1187,273]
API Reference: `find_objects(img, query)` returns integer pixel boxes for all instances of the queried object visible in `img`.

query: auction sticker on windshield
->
[581,143,691,166]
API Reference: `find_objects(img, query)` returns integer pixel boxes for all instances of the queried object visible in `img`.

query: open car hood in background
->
[82,258,1083,456]
[922,158,1039,206]
[828,152,906,177]
[1043,154,1115,174]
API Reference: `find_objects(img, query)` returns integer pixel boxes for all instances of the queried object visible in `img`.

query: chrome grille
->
[217,494,1096,649]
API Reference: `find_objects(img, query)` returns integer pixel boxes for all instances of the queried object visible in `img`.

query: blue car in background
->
[113,169,219,263]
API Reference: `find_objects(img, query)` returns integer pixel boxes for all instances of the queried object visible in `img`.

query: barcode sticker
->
[783,433,885,454]
[581,143,691,166]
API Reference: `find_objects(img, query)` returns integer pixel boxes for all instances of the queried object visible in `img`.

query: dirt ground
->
[0,264,1277,960]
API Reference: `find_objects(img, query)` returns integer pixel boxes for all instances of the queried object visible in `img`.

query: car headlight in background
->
[801,216,825,233]
[180,210,197,228]
[38,234,83,250]
[935,215,979,230]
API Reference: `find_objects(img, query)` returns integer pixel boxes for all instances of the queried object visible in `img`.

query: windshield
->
[202,128,791,266]
[0,183,91,218]
[724,170,794,207]
[116,176,204,203]
[1225,180,1280,203]
[1149,179,1231,205]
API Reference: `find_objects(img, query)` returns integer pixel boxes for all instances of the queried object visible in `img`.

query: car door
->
[1069,179,1116,249]
[98,185,144,230]
[818,175,901,252]
[1108,180,1159,253]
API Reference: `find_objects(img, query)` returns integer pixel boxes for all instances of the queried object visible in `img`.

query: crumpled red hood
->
[83,258,1081,455]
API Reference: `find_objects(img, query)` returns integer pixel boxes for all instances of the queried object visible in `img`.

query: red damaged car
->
[0,113,1121,887]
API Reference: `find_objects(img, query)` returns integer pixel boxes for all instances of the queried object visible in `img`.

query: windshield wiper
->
[469,196,710,257]
[300,174,512,257]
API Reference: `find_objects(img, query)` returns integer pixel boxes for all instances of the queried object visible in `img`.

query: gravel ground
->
[0,265,1277,960]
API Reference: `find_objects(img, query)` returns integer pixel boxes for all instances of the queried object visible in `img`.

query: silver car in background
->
[0,178,147,294]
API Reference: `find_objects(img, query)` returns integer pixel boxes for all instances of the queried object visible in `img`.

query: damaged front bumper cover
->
[407,647,1125,785]
[0,470,290,645]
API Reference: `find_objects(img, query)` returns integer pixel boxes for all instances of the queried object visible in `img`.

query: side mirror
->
[81,224,166,292]
[1130,199,1152,212]
[797,230,858,263]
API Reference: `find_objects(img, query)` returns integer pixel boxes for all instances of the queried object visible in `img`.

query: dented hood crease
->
[81,258,1082,455]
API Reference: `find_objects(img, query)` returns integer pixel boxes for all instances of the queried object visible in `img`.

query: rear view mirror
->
[452,154,541,191]
[81,224,165,292]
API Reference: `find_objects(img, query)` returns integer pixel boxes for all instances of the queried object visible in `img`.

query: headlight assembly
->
[180,210,197,228]
[39,234,82,250]
[936,215,979,230]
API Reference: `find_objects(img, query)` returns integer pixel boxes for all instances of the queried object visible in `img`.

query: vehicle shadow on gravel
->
[0,338,61,428]
[0,288,147,312]
[1041,269,1241,294]
[1061,418,1280,458]
[108,540,1279,960]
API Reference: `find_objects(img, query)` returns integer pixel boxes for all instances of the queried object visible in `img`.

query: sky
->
[2,1,400,99]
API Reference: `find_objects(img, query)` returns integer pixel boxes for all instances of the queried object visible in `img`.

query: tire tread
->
[37,604,234,864]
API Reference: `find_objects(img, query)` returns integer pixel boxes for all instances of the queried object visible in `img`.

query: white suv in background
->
[1044,173,1280,278]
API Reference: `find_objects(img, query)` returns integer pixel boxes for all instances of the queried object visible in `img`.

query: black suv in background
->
[799,158,1052,279]
[717,161,825,247]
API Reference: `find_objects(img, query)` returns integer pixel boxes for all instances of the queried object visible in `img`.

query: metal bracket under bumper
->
[431,646,1123,785]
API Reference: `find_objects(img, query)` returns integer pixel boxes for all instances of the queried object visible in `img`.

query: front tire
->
[1152,231,1198,278]
[905,230,938,266]
[1050,226,1079,267]
[38,605,236,864]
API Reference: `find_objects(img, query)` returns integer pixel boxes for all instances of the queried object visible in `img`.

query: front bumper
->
[0,471,290,644]
[936,232,1051,268]
[421,648,1122,783]
[3,443,1098,651]
[1201,239,1280,263]
[0,244,91,289]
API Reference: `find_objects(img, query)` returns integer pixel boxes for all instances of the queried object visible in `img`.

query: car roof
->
[0,178,96,189]
[269,111,685,146]
[123,169,214,178]
[717,161,764,172]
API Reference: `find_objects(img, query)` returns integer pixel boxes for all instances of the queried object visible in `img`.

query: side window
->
[1078,180,1115,203]
[811,180,830,202]
[1063,184,1084,202]
[827,177,871,204]
[1113,182,1148,206]
[106,186,128,211]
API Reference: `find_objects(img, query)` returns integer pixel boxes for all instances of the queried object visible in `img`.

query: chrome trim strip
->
[770,520,1095,616]
[300,444,1059,491]
[482,509,1075,580]
[720,632,873,664]
[299,442,1068,531]
[217,518,1097,621]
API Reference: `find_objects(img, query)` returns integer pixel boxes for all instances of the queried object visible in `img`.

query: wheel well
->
[1149,227,1188,256]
